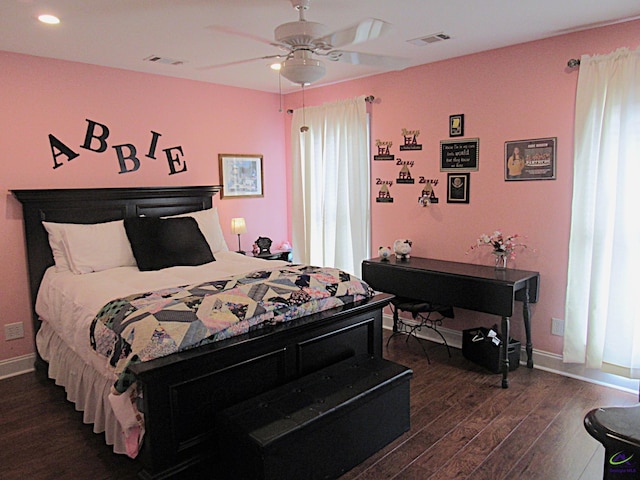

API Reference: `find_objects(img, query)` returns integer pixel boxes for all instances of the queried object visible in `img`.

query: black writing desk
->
[361,256,540,388]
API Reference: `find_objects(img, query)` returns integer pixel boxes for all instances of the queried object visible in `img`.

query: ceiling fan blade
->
[327,50,409,70]
[198,54,284,71]
[205,24,281,48]
[317,18,391,49]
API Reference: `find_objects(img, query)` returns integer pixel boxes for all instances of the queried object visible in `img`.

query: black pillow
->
[124,216,214,271]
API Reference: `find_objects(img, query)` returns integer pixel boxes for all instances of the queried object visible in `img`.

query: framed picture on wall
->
[504,137,557,181]
[440,138,479,172]
[218,154,264,198]
[449,114,464,137]
[447,173,470,203]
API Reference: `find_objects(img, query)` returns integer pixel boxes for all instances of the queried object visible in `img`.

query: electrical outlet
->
[5,322,25,340]
[551,318,565,336]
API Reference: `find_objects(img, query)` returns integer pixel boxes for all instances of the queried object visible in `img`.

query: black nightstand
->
[254,251,292,261]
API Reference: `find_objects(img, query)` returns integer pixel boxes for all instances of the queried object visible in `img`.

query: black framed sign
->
[449,114,464,137]
[504,137,557,181]
[447,173,470,203]
[440,138,479,171]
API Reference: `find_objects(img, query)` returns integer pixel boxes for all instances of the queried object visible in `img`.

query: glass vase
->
[493,252,508,270]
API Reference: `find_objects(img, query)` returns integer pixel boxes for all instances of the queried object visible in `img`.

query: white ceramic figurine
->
[378,246,392,260]
[393,239,412,261]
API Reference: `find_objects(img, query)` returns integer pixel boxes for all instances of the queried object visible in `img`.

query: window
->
[291,96,370,276]
[564,47,640,379]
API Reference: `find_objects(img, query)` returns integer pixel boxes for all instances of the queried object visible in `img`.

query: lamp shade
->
[231,217,247,235]
[280,50,326,85]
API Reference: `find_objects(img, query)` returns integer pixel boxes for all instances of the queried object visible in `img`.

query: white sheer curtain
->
[564,47,640,378]
[291,95,370,276]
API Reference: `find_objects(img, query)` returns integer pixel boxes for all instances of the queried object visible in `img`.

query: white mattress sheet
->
[35,252,288,379]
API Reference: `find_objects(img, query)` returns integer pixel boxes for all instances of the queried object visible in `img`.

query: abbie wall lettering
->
[49,119,187,175]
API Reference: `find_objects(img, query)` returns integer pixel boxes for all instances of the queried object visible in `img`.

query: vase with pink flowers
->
[467,230,528,269]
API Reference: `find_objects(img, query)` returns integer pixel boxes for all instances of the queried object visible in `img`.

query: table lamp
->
[231,217,247,254]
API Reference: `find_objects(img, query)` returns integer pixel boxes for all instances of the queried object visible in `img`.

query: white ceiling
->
[2,0,640,94]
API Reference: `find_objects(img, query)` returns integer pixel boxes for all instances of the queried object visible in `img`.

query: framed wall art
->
[447,173,470,203]
[440,138,479,171]
[449,114,464,137]
[504,137,556,181]
[218,154,264,198]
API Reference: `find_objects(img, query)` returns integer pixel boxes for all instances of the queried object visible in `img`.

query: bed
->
[12,186,391,480]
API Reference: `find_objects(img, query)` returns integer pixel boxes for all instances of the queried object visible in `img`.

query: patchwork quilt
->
[90,265,375,393]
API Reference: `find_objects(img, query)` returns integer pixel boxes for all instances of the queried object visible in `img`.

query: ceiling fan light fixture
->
[280,51,326,85]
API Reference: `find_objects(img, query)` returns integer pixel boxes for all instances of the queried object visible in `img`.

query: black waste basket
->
[462,326,520,374]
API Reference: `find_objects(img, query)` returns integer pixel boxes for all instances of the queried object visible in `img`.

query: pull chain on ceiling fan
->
[300,83,309,132]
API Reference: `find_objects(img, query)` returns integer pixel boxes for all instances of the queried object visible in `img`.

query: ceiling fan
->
[204,0,408,85]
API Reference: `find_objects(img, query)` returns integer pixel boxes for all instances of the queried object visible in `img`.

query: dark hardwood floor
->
[1,331,636,480]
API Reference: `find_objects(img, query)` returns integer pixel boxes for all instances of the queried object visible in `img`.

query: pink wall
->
[0,52,287,362]
[283,20,640,355]
[2,19,638,365]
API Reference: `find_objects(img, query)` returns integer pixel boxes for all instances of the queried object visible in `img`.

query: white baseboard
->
[0,353,36,380]
[382,314,639,396]
[3,318,638,397]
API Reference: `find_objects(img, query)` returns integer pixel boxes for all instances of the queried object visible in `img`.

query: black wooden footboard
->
[132,293,390,480]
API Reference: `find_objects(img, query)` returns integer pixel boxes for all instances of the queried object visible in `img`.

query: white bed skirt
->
[36,322,128,455]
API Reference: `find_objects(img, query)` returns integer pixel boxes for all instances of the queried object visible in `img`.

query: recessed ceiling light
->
[38,14,61,25]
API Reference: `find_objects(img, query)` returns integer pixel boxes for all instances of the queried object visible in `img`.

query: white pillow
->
[163,207,229,253]
[42,221,71,272]
[43,220,136,274]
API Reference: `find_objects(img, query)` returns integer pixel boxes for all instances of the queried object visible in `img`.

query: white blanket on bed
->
[36,251,288,377]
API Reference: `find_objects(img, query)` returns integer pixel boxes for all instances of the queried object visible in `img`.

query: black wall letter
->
[113,144,141,174]
[48,134,80,169]
[164,146,187,175]
[81,119,110,152]
[146,131,162,159]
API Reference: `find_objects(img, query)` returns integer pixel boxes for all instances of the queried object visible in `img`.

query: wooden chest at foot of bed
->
[216,354,412,480]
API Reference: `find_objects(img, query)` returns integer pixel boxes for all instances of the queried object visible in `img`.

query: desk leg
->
[392,306,399,333]
[501,316,510,389]
[522,289,534,368]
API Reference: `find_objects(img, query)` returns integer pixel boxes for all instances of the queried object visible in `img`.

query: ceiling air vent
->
[407,32,451,47]
[143,55,185,66]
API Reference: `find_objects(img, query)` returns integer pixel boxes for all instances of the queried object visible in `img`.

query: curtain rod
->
[567,58,581,68]
[286,95,375,114]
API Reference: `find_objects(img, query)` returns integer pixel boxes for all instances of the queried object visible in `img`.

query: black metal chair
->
[387,296,454,363]
[584,404,640,479]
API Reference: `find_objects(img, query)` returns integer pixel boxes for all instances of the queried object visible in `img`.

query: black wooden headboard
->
[12,185,222,336]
